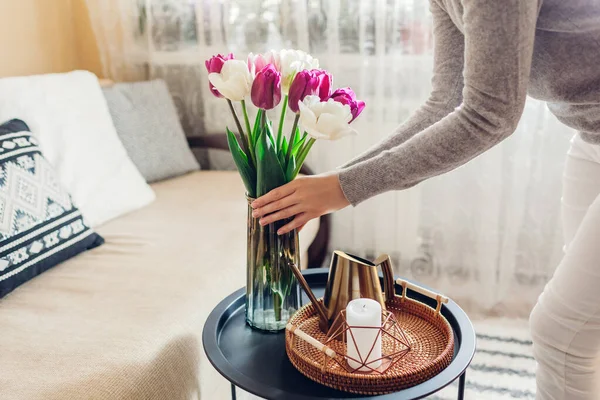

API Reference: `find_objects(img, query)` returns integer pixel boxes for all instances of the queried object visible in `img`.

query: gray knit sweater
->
[338,0,600,206]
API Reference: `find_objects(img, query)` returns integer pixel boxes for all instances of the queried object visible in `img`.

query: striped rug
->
[427,318,535,400]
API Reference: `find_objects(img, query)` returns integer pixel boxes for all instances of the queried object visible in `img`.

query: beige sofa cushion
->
[0,171,319,400]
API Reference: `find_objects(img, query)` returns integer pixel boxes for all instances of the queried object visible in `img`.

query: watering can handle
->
[374,254,395,303]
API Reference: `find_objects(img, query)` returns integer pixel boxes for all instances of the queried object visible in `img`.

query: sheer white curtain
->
[86,0,574,315]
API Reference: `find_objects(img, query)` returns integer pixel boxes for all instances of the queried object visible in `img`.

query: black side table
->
[203,268,476,400]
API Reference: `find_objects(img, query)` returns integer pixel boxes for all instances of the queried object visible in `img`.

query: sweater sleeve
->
[338,0,539,205]
[341,0,465,169]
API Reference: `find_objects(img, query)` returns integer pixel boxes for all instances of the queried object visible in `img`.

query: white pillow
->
[0,71,155,226]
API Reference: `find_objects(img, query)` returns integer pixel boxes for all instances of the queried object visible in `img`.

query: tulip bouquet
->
[206,49,364,198]
[205,49,364,331]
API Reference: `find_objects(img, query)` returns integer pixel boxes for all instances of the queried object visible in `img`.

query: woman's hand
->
[251,173,350,235]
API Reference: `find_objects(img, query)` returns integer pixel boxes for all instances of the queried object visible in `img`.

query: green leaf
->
[255,124,288,196]
[266,118,275,144]
[286,153,297,182]
[292,134,307,155]
[291,125,300,147]
[252,109,264,148]
[265,117,278,150]
[279,136,288,168]
[293,138,315,178]
[227,128,257,197]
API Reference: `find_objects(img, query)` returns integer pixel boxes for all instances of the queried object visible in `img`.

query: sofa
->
[0,73,325,400]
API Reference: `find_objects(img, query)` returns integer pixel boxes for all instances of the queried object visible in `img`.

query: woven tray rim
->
[285,294,455,394]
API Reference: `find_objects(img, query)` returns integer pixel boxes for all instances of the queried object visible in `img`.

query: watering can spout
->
[288,262,329,327]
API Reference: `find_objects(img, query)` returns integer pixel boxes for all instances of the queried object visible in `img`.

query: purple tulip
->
[288,70,319,113]
[205,53,234,97]
[251,64,282,110]
[288,69,333,113]
[329,88,366,122]
[313,70,332,101]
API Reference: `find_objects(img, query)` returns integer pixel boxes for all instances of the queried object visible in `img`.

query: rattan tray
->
[285,280,455,395]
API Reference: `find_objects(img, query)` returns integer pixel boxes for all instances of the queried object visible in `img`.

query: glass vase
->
[246,197,301,332]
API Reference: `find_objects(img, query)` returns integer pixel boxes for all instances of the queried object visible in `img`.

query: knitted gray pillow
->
[103,80,200,182]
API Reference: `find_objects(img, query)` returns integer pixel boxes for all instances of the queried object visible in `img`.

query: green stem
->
[241,100,253,141]
[293,137,316,177]
[273,292,282,321]
[277,96,288,150]
[241,100,255,162]
[227,100,252,165]
[285,114,300,166]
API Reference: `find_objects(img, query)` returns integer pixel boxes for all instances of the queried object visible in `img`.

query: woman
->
[252,0,600,398]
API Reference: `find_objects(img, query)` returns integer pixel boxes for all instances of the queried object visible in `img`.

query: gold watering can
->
[290,251,395,334]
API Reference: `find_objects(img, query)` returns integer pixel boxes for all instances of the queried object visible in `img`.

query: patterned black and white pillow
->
[0,119,104,298]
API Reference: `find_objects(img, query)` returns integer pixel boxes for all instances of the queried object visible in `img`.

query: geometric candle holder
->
[323,310,411,374]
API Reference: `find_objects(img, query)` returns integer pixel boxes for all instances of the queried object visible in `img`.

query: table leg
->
[231,383,237,400]
[457,371,466,400]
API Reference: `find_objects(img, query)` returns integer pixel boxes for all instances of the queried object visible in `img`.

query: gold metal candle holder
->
[327,310,411,374]
[287,310,411,375]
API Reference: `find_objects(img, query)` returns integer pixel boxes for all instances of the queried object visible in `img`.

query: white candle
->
[346,298,382,372]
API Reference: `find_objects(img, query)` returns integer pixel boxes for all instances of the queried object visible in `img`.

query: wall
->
[0,0,102,78]
[72,0,103,76]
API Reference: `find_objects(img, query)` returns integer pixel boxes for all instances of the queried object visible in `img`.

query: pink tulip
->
[251,64,282,110]
[288,70,319,113]
[247,52,278,76]
[329,88,366,122]
[313,70,332,101]
[205,53,234,97]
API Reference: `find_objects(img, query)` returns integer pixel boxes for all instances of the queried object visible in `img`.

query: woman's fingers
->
[252,192,296,218]
[250,173,349,232]
[277,213,310,235]
[259,205,302,226]
[251,183,295,209]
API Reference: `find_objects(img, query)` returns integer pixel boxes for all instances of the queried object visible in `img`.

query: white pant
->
[530,133,600,400]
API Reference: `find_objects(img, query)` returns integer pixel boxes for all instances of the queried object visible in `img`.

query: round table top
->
[202,268,476,400]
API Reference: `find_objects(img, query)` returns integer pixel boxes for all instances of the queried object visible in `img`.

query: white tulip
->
[298,95,357,140]
[208,59,252,101]
[278,49,319,94]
